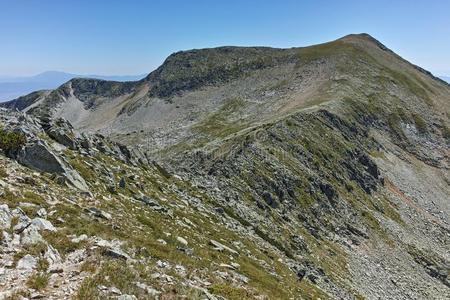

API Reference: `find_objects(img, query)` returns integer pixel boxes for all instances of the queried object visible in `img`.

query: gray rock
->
[31,218,56,231]
[137,195,159,207]
[102,247,130,260]
[135,282,161,296]
[45,244,62,265]
[71,234,88,243]
[219,263,236,270]
[117,294,137,300]
[47,128,77,149]
[17,254,37,270]
[21,225,44,245]
[36,208,47,217]
[12,208,31,233]
[110,287,122,295]
[209,240,239,255]
[119,177,126,188]
[86,207,112,220]
[16,140,89,191]
[0,204,12,230]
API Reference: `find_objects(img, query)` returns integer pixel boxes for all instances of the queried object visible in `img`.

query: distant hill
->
[0,71,146,101]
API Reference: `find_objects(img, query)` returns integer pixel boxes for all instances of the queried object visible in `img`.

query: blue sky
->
[1,0,449,76]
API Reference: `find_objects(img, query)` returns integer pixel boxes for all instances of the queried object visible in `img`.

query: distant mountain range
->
[0,71,146,101]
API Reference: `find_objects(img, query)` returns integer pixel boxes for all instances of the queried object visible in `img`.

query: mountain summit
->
[1,34,449,299]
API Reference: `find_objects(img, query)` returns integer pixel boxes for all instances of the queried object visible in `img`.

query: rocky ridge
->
[0,33,449,299]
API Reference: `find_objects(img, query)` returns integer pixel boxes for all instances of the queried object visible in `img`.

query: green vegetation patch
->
[209,284,256,300]
[26,272,49,290]
[412,113,427,134]
[0,126,26,155]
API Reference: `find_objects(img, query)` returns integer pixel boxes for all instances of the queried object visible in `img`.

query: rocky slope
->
[1,34,450,299]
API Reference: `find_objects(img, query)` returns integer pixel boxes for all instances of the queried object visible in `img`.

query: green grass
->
[13,242,47,265]
[412,113,427,134]
[193,97,249,139]
[26,273,49,290]
[209,284,255,300]
[0,126,26,155]
[42,230,82,258]
[75,260,142,300]
[384,68,433,106]
[69,157,96,182]
[0,189,17,208]
[0,166,7,178]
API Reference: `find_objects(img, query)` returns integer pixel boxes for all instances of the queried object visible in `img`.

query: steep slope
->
[1,33,450,299]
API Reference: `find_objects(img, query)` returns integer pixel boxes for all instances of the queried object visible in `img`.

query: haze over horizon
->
[1,0,449,78]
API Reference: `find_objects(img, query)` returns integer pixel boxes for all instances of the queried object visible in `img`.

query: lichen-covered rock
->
[17,254,37,270]
[0,204,12,230]
[31,218,56,232]
[17,140,89,191]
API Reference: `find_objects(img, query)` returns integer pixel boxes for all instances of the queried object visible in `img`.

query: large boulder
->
[31,218,56,231]
[16,140,89,191]
[21,225,44,245]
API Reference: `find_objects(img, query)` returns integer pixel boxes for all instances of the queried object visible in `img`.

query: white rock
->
[156,260,169,268]
[31,218,56,231]
[156,239,167,245]
[209,239,239,255]
[0,204,12,230]
[135,282,161,296]
[103,247,130,260]
[12,233,21,247]
[12,208,31,233]
[18,202,37,208]
[110,286,122,295]
[219,263,236,270]
[71,234,88,243]
[2,230,11,243]
[117,295,137,300]
[176,236,188,246]
[17,254,37,270]
[21,225,44,245]
[36,208,47,217]
[45,244,62,265]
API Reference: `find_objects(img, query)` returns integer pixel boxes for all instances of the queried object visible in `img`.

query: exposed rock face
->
[17,254,37,270]
[0,34,449,299]
[0,204,12,230]
[44,118,77,150]
[0,108,149,193]
[17,140,89,191]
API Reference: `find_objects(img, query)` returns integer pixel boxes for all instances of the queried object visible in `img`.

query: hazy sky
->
[1,0,449,76]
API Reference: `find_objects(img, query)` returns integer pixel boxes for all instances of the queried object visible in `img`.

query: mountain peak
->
[1,34,449,300]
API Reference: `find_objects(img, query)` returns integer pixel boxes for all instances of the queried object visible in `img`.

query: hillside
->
[1,34,449,299]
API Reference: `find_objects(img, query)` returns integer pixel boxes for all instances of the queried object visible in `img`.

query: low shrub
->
[0,127,26,156]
